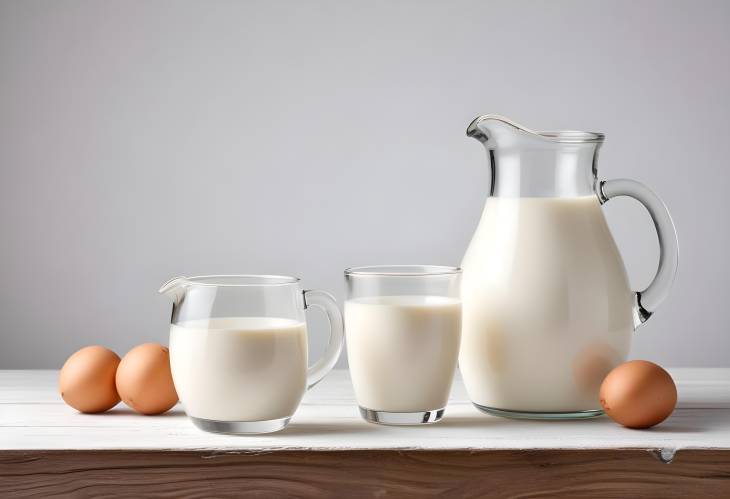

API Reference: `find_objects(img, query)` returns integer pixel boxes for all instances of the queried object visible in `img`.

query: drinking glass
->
[159,275,344,434]
[344,265,462,425]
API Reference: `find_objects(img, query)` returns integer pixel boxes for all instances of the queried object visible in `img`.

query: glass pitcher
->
[159,275,344,434]
[459,115,678,419]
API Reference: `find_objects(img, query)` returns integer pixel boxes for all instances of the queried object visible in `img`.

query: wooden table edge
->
[2,448,729,498]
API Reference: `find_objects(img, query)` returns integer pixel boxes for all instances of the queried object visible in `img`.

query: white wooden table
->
[2,369,730,498]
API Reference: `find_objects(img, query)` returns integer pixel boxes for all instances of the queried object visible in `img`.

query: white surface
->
[1,369,729,452]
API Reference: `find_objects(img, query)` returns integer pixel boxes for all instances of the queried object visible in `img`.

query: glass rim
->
[180,274,300,287]
[470,115,604,144]
[344,265,462,277]
[537,130,605,143]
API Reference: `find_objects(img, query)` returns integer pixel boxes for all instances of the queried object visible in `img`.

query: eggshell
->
[116,343,178,415]
[599,360,677,429]
[59,346,121,413]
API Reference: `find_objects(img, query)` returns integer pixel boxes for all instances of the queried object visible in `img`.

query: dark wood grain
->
[1,449,729,498]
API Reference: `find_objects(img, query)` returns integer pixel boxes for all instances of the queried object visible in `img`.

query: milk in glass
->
[345,296,461,412]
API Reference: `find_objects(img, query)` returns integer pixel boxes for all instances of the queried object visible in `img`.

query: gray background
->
[1,0,728,369]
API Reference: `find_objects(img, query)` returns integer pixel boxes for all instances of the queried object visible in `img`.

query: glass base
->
[191,416,290,434]
[473,402,604,420]
[359,406,445,425]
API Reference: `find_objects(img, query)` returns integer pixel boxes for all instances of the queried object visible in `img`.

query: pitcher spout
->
[466,114,536,145]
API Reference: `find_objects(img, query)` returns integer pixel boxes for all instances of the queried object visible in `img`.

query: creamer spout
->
[159,276,188,303]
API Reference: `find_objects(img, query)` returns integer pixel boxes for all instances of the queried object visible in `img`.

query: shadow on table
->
[278,421,380,436]
[99,407,187,418]
[642,424,706,434]
[431,416,502,429]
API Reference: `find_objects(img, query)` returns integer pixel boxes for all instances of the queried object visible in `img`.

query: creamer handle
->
[303,290,345,389]
[599,179,679,325]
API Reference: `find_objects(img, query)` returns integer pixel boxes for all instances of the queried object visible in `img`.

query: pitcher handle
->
[302,289,345,389]
[599,179,679,325]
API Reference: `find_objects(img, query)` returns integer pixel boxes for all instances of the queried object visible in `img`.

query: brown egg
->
[116,343,178,415]
[59,346,121,413]
[599,360,677,429]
